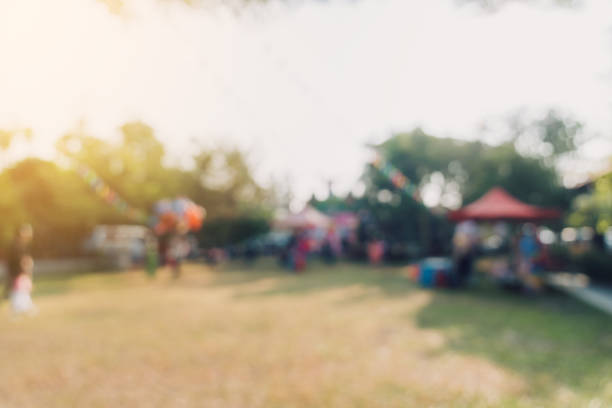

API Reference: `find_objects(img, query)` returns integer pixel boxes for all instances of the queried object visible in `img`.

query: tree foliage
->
[0,128,32,150]
[57,122,178,211]
[313,115,577,257]
[568,170,612,233]
[0,159,115,256]
[0,122,272,257]
[509,110,584,167]
[368,127,569,209]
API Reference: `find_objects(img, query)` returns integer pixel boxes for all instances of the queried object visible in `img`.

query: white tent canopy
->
[274,206,331,230]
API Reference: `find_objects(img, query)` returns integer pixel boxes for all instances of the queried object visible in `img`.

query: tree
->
[0,173,27,249]
[53,122,274,251]
[354,125,571,256]
[0,128,32,151]
[460,142,570,208]
[508,110,584,168]
[368,128,568,208]
[57,122,184,213]
[186,147,274,247]
[1,159,115,256]
[568,170,612,234]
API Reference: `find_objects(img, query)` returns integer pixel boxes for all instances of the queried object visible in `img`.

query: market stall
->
[448,187,561,290]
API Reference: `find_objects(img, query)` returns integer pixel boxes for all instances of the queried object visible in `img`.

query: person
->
[321,239,335,264]
[452,220,479,287]
[321,226,341,264]
[517,224,542,291]
[367,240,385,265]
[244,243,258,264]
[280,233,297,269]
[167,235,182,279]
[158,233,170,267]
[4,224,34,300]
[294,230,310,272]
[10,257,36,316]
[168,229,191,279]
[144,230,159,278]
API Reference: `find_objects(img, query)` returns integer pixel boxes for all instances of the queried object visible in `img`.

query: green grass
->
[0,259,611,407]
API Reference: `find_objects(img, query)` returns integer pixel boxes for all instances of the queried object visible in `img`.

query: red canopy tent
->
[448,187,561,222]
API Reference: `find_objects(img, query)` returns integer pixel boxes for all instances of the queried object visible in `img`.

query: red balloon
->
[185,205,205,231]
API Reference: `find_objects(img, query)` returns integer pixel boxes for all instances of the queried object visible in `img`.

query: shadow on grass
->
[415,281,612,397]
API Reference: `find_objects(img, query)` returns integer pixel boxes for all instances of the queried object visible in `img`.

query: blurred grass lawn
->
[1,259,611,407]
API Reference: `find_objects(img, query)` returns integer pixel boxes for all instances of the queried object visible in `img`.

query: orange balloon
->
[185,205,205,231]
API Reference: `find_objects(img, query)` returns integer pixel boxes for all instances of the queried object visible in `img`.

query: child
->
[10,256,36,316]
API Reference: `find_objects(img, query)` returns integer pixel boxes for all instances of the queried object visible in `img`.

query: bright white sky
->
[0,0,611,206]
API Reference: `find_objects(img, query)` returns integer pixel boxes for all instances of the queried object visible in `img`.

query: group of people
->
[451,220,551,290]
[1,218,554,313]
[279,227,344,271]
[280,225,383,272]
[3,224,36,316]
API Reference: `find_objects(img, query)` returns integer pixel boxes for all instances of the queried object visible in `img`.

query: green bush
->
[573,249,612,284]
[197,216,270,248]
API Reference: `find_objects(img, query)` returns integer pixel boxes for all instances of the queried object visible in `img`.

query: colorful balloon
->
[152,198,206,235]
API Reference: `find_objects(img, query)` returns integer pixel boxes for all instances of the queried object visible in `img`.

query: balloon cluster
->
[76,164,147,222]
[152,197,206,235]
[371,153,421,202]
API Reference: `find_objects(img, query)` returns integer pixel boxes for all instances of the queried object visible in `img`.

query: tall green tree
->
[185,147,273,247]
[57,122,184,213]
[569,170,612,234]
[2,159,116,256]
[356,124,571,255]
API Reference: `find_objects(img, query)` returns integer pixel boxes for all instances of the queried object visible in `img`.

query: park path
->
[548,273,612,316]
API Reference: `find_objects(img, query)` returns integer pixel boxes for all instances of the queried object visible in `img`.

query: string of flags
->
[75,164,148,223]
[371,152,422,202]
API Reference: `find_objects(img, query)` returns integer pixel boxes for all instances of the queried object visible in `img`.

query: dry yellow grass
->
[0,260,610,407]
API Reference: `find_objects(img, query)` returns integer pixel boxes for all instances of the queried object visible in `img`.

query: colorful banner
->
[371,152,422,202]
[75,164,148,223]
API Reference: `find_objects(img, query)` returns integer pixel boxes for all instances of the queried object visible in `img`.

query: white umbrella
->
[275,206,331,230]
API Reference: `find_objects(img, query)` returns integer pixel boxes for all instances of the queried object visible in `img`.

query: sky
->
[0,0,611,206]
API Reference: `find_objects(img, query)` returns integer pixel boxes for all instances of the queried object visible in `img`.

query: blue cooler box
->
[419,257,452,288]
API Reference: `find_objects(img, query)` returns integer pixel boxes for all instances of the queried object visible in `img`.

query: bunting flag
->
[75,164,148,223]
[371,152,422,202]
